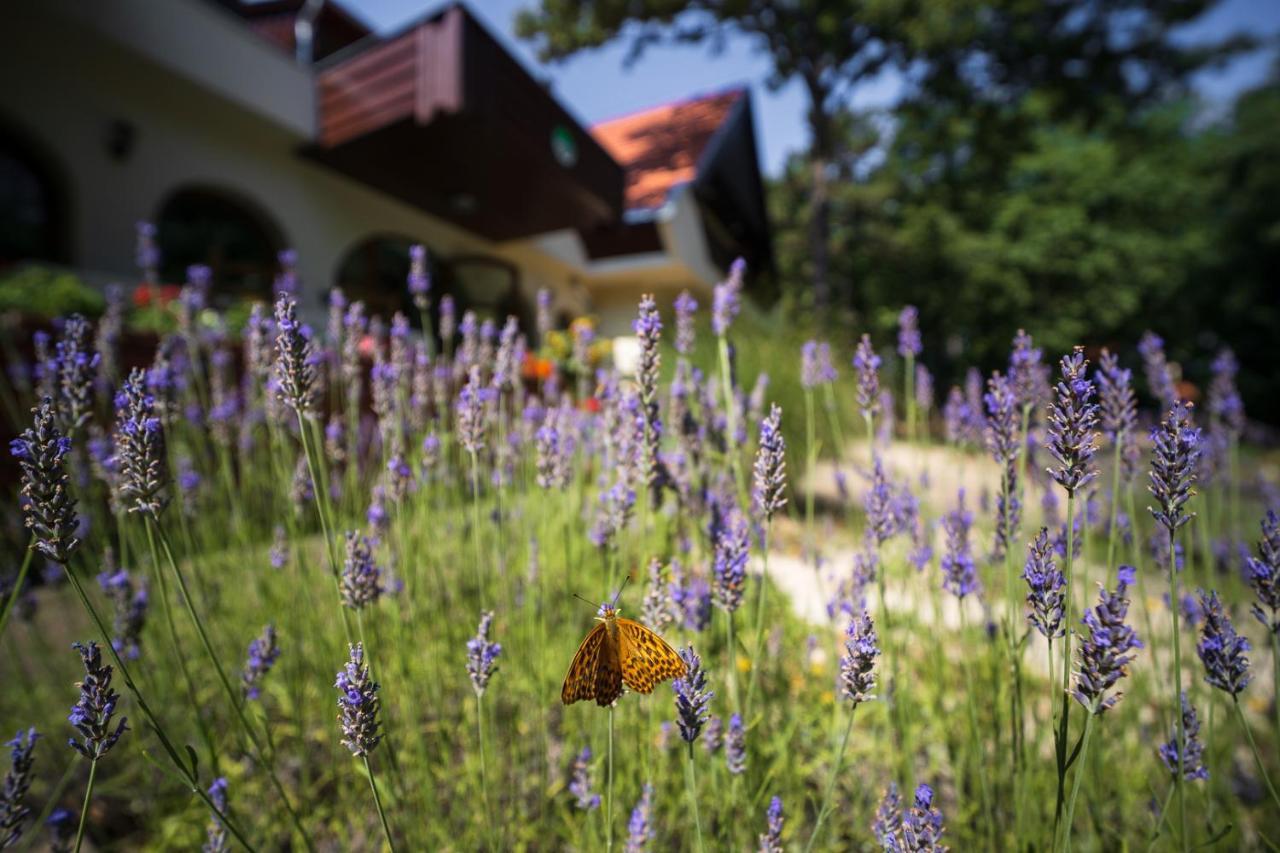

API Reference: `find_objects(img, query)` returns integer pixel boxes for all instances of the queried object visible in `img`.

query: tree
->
[515,1,910,312]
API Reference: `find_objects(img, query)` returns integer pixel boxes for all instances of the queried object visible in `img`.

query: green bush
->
[0,265,106,318]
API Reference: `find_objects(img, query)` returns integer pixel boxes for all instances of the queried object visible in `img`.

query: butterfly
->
[561,602,686,706]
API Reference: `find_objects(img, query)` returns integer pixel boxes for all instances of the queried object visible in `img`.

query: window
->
[0,128,67,267]
[155,186,283,300]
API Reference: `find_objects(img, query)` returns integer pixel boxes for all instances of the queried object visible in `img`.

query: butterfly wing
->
[561,622,607,705]
[592,628,624,707]
[617,617,687,694]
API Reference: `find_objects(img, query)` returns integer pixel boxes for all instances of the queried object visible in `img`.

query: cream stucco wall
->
[0,0,589,325]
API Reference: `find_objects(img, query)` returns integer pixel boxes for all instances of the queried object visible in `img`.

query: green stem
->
[1053,492,1077,834]
[805,705,857,853]
[72,757,98,853]
[607,706,615,853]
[469,450,486,608]
[148,518,314,853]
[1167,527,1187,853]
[363,755,397,853]
[1145,784,1177,852]
[475,694,493,851]
[1233,696,1280,812]
[684,743,705,853]
[1060,707,1096,853]
[746,520,772,716]
[0,536,35,641]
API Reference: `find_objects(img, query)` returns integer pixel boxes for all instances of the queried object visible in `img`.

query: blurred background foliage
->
[519,0,1280,425]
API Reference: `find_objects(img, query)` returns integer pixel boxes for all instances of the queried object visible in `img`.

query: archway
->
[155,185,285,300]
[0,121,69,268]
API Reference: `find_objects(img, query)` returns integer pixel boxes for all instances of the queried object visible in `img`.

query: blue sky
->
[343,0,1280,175]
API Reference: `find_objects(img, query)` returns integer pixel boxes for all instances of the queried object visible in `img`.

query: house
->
[0,0,772,338]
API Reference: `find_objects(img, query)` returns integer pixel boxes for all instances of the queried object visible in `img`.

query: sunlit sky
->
[336,0,1280,176]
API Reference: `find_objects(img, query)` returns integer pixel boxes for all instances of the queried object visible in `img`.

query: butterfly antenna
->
[611,575,631,607]
[572,592,597,609]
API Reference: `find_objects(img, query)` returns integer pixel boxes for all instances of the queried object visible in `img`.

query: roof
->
[591,88,746,211]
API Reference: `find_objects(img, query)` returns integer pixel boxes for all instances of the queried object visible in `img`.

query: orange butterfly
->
[561,602,686,706]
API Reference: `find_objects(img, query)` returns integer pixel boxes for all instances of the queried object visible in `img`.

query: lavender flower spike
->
[466,610,502,697]
[711,257,745,336]
[725,713,746,774]
[673,646,713,743]
[272,294,317,416]
[112,369,169,517]
[242,624,281,701]
[625,783,654,852]
[674,290,697,356]
[901,783,947,850]
[871,783,902,848]
[11,398,80,564]
[1196,590,1251,696]
[1138,331,1179,411]
[853,333,882,420]
[838,610,879,706]
[569,747,600,810]
[1046,347,1100,496]
[1,729,38,847]
[407,244,430,310]
[1148,401,1201,535]
[340,531,383,610]
[758,796,784,853]
[941,491,979,599]
[1023,528,1065,640]
[897,306,922,358]
[1158,693,1209,781]
[1073,567,1143,713]
[68,641,128,759]
[752,403,787,522]
[204,777,230,853]
[712,509,749,613]
[1247,511,1280,633]
[335,643,382,756]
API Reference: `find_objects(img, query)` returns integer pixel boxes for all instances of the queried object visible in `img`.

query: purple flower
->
[943,386,970,446]
[340,531,383,610]
[872,783,902,848]
[941,491,979,599]
[407,244,430,308]
[1246,511,1280,634]
[135,221,159,280]
[801,340,837,389]
[335,643,381,756]
[466,610,502,697]
[838,610,879,705]
[865,458,894,546]
[674,290,697,356]
[673,646,713,742]
[97,568,148,661]
[853,334,882,420]
[1073,567,1143,713]
[269,525,288,570]
[68,641,128,759]
[1009,329,1049,412]
[272,295,317,415]
[758,796,784,853]
[671,564,712,632]
[1158,692,1208,781]
[1207,348,1244,437]
[12,398,80,564]
[625,783,654,851]
[725,713,746,774]
[915,364,934,416]
[1148,401,1201,535]
[241,624,281,701]
[53,315,98,435]
[204,776,230,852]
[1,729,38,847]
[456,367,491,455]
[711,258,745,336]
[45,807,74,852]
[569,746,600,810]
[712,507,749,613]
[1196,590,1251,696]
[897,305,922,358]
[1023,528,1065,640]
[1045,348,1100,496]
[273,249,299,297]
[753,404,787,522]
[1138,331,1179,411]
[901,783,947,850]
[1096,349,1137,442]
[641,558,676,634]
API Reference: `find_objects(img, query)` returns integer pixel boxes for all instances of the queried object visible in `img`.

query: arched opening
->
[155,185,284,300]
[334,235,530,340]
[0,122,69,268]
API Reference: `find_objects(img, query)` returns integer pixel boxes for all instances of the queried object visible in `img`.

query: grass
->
[1,292,1278,851]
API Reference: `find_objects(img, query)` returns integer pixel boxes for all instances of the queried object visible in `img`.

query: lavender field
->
[2,244,1279,852]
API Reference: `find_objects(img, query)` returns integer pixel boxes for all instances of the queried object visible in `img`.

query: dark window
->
[156,187,282,300]
[0,131,67,267]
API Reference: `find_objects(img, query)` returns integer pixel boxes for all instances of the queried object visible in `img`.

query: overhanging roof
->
[301,4,624,242]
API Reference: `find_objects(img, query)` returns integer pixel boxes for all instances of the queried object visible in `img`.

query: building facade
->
[0,0,771,338]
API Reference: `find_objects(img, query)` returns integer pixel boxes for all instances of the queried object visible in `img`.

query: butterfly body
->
[561,604,686,706]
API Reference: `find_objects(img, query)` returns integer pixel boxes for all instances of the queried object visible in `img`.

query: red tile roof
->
[591,88,745,211]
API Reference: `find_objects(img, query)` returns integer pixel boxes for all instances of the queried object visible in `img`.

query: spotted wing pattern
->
[617,617,687,694]
[561,622,607,705]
